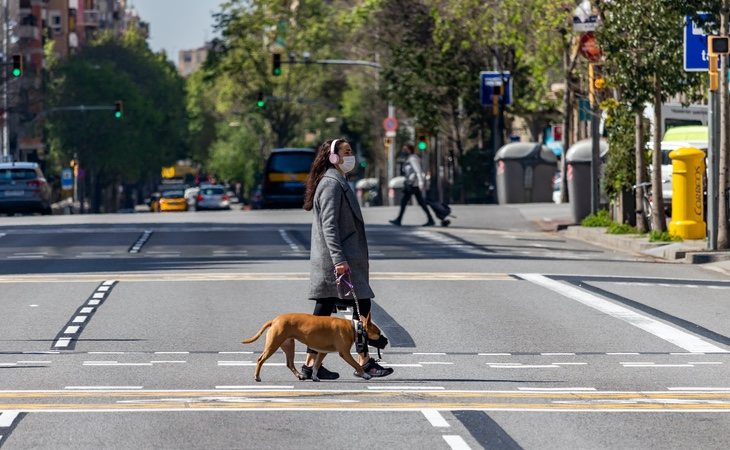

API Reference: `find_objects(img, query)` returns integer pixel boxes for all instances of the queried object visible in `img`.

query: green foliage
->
[581,209,612,227]
[649,230,683,242]
[45,30,188,211]
[207,123,260,190]
[602,99,639,198]
[607,222,639,235]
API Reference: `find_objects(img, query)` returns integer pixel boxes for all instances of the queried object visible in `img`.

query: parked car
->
[0,162,52,215]
[260,148,315,209]
[196,184,231,210]
[159,189,188,212]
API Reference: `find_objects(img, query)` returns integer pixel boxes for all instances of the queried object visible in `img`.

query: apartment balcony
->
[83,10,100,27]
[16,25,41,41]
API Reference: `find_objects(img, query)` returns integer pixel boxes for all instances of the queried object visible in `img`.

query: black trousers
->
[396,184,433,222]
[306,297,372,355]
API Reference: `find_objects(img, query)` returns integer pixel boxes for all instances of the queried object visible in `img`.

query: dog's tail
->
[242,320,272,344]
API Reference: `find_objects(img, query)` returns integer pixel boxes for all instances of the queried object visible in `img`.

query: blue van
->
[260,148,315,209]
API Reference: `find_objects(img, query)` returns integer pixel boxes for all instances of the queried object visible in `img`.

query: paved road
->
[0,205,728,449]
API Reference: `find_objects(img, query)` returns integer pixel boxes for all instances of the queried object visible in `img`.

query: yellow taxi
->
[159,189,188,212]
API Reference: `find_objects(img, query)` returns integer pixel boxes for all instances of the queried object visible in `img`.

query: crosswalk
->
[0,228,612,261]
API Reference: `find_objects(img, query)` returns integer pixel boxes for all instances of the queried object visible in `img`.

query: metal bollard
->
[668,147,706,239]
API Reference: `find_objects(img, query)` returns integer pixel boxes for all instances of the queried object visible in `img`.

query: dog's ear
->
[361,312,371,324]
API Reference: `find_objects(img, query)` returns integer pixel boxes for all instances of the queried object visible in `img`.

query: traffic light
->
[114,100,123,119]
[272,53,282,76]
[257,92,265,108]
[11,54,22,77]
[416,128,429,151]
[588,63,604,105]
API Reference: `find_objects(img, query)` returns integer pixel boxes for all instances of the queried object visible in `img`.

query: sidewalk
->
[502,202,730,276]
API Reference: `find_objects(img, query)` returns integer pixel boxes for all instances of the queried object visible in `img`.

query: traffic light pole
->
[2,0,9,160]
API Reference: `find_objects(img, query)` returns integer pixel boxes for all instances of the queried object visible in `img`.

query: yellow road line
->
[0,272,515,283]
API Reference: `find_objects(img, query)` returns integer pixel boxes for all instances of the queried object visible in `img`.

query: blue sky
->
[132,0,223,62]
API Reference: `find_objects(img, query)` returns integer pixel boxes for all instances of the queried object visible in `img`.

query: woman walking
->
[301,138,393,380]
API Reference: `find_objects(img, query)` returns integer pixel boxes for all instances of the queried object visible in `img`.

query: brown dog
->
[242,312,383,382]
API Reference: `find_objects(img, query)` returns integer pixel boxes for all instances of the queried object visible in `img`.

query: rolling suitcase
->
[426,199,452,226]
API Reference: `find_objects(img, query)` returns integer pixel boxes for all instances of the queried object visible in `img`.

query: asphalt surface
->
[0,204,729,449]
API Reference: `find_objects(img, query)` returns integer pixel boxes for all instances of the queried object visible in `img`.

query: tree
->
[46,30,188,212]
[598,0,704,232]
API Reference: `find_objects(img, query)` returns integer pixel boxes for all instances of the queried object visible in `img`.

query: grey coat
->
[308,168,375,300]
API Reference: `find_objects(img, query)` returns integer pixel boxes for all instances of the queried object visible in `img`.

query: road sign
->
[61,168,73,190]
[684,13,716,72]
[480,71,512,106]
[382,117,398,132]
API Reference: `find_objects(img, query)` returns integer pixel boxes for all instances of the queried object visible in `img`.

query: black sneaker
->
[300,364,340,380]
[362,358,394,378]
[441,219,451,227]
[389,219,401,226]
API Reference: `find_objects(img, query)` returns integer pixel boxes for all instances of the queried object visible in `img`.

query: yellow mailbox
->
[668,147,706,240]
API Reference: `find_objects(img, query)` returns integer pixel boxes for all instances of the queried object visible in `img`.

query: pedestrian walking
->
[389,143,435,226]
[301,138,394,380]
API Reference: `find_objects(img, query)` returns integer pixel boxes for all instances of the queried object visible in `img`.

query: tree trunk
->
[635,112,648,233]
[651,75,667,232]
[560,73,571,203]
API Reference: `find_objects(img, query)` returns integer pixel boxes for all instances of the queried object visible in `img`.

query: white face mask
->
[340,155,356,173]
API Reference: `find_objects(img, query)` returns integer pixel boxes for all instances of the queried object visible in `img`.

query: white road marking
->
[278,229,301,251]
[87,300,101,306]
[367,386,445,390]
[621,363,694,368]
[17,361,51,364]
[541,352,575,356]
[97,286,110,292]
[0,411,20,427]
[488,364,560,368]
[53,338,71,348]
[422,409,450,427]
[92,292,104,298]
[64,326,79,334]
[0,363,16,367]
[64,386,143,390]
[519,274,730,354]
[668,387,730,391]
[72,316,87,323]
[518,387,596,391]
[215,386,294,390]
[29,304,38,307]
[150,361,187,364]
[80,307,94,314]
[552,362,588,365]
[443,435,472,450]
[689,362,722,365]
[103,280,115,286]
[83,362,152,366]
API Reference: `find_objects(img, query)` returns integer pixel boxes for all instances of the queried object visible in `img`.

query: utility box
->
[566,138,609,223]
[668,147,706,240]
[494,143,558,204]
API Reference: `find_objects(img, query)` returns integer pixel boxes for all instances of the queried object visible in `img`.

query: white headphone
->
[328,139,341,164]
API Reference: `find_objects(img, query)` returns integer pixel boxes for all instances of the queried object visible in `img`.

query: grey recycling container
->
[494,142,558,204]
[566,138,609,223]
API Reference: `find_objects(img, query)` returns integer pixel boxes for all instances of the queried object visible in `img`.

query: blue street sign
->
[480,71,512,106]
[684,13,715,72]
[61,168,73,190]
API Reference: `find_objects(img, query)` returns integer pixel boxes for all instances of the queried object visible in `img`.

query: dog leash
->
[336,268,381,359]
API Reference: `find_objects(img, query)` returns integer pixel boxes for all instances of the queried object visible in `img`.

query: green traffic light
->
[114,111,122,119]
[417,141,427,151]
[257,100,265,108]
[273,68,281,76]
[11,68,21,77]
